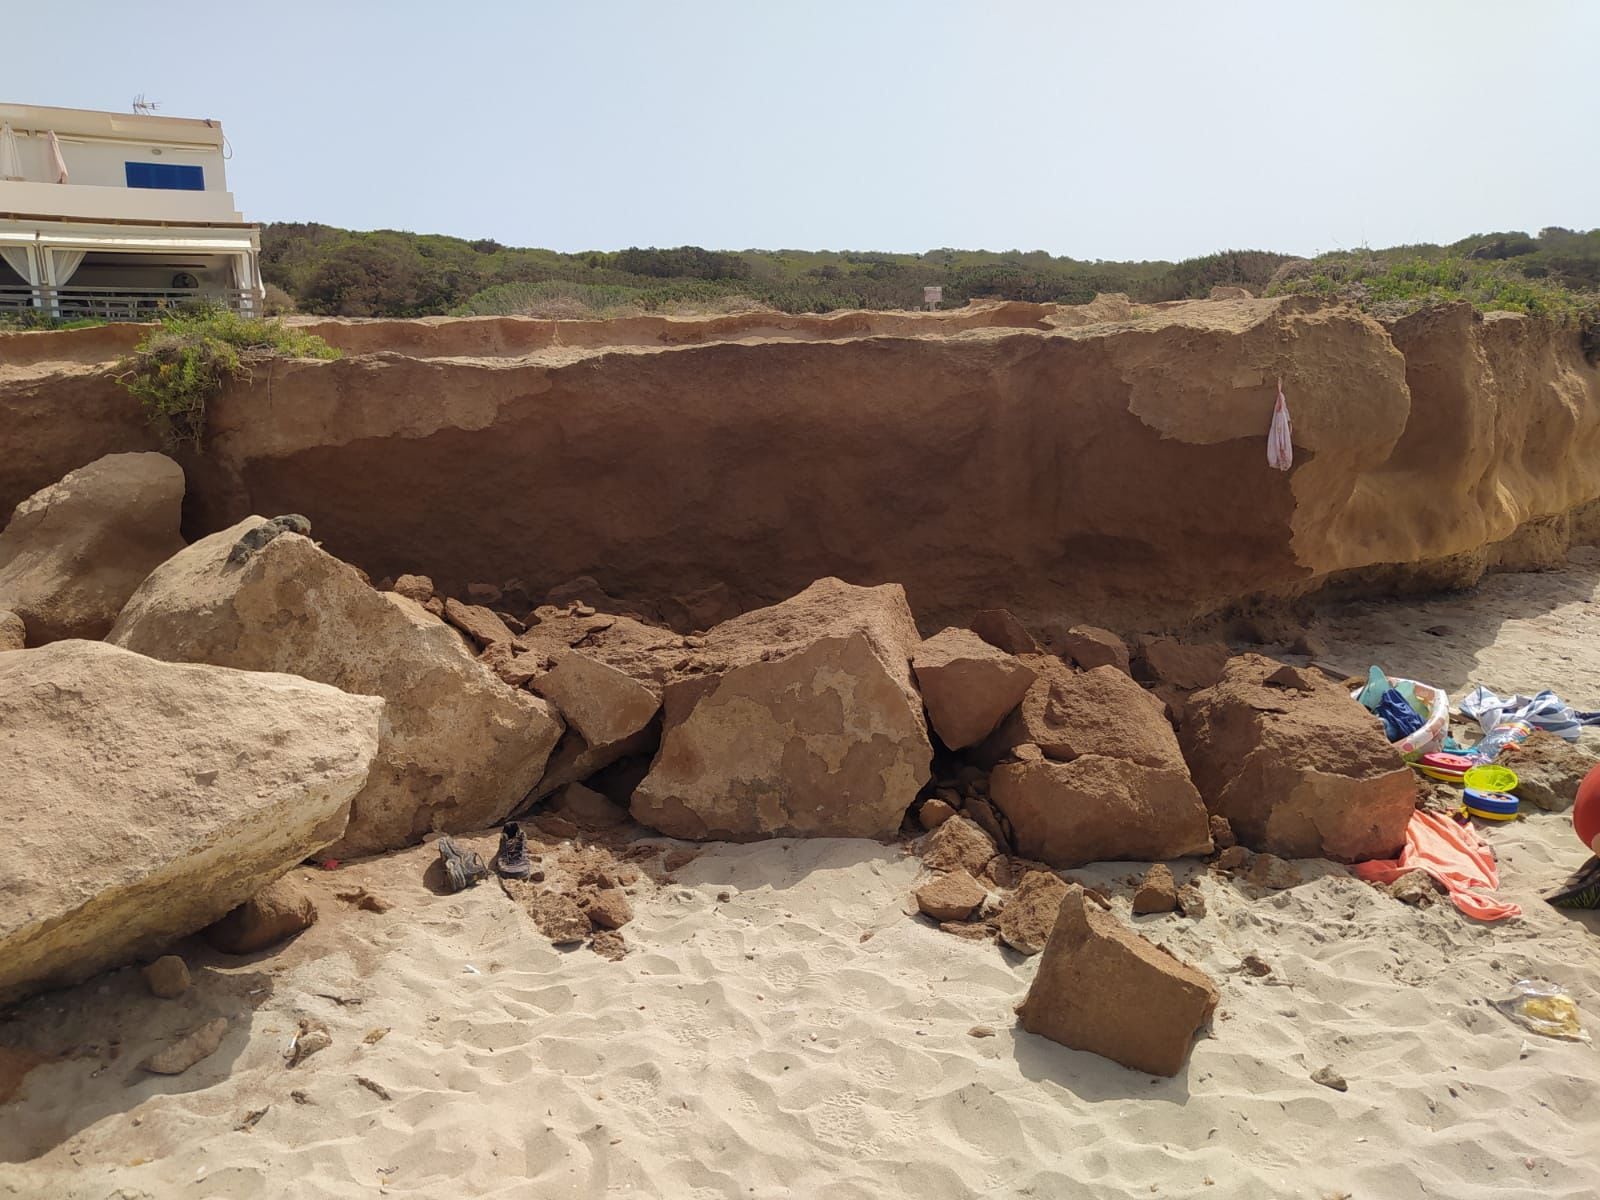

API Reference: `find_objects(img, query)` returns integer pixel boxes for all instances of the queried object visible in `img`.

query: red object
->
[320,858,340,870]
[1422,752,1476,772]
[1575,764,1600,854]
[1355,810,1521,921]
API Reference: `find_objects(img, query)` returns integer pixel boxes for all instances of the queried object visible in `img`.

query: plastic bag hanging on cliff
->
[1267,378,1293,471]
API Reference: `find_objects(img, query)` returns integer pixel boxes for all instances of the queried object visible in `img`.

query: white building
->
[0,102,263,320]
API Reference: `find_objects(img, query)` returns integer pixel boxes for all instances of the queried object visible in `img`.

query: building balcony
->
[0,283,258,321]
[0,179,245,225]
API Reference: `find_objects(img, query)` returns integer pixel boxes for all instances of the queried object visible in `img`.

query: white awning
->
[35,232,257,254]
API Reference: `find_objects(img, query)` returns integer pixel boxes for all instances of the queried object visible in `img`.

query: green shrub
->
[116,307,340,450]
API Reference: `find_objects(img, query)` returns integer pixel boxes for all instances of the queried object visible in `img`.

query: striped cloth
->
[1459,685,1600,743]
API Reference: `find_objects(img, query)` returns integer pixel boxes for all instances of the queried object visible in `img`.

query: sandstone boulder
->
[968,609,1039,655]
[141,955,190,999]
[990,755,1213,867]
[443,598,515,649]
[1179,653,1415,861]
[527,650,663,800]
[1137,638,1230,691]
[0,452,185,643]
[918,797,957,830]
[549,782,630,829]
[203,877,319,954]
[108,518,563,856]
[0,640,381,1006]
[1132,864,1178,914]
[631,578,932,840]
[911,627,1037,750]
[1050,624,1131,674]
[1017,886,1218,1076]
[982,662,1186,769]
[391,574,434,603]
[915,869,987,921]
[997,869,1070,955]
[921,814,997,875]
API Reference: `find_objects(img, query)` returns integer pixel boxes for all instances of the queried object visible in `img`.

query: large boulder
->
[911,627,1036,750]
[0,640,381,1006]
[1017,886,1218,1076]
[1498,732,1597,812]
[1178,654,1415,861]
[108,518,563,856]
[631,578,932,839]
[0,452,185,643]
[527,649,663,800]
[990,755,1213,866]
[980,660,1212,866]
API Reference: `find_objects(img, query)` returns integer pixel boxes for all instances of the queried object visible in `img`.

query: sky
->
[9,0,1597,262]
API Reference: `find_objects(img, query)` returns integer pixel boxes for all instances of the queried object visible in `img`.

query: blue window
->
[124,161,205,191]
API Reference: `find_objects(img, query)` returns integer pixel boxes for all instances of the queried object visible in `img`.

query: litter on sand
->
[1492,979,1590,1042]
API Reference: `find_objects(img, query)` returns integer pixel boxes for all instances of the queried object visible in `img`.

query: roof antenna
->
[131,94,162,115]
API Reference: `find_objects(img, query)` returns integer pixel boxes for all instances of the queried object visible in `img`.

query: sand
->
[3,554,1600,1199]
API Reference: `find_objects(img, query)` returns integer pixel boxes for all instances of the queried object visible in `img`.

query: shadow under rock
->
[1011,1023,1200,1103]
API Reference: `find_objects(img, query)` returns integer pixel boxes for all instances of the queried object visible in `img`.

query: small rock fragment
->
[286,1018,332,1069]
[1246,853,1302,890]
[921,814,997,876]
[1208,814,1237,850]
[203,878,318,954]
[1213,845,1250,871]
[940,921,995,942]
[1311,1065,1348,1092]
[590,929,629,960]
[1132,864,1178,914]
[918,798,957,831]
[1175,882,1207,918]
[584,888,633,931]
[142,1018,228,1075]
[0,610,24,652]
[336,887,392,914]
[391,574,434,603]
[1240,954,1272,977]
[997,869,1070,955]
[141,955,190,999]
[968,1025,997,1038]
[1387,869,1437,906]
[914,869,987,922]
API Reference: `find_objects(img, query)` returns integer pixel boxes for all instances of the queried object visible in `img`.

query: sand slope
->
[3,555,1600,1199]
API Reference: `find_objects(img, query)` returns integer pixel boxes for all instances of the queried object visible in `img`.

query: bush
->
[116,307,340,449]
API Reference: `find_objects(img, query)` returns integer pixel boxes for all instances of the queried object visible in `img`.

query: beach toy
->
[1351,677,1450,760]
[1423,752,1475,773]
[1574,763,1600,854]
[1463,764,1518,795]
[1463,788,1519,821]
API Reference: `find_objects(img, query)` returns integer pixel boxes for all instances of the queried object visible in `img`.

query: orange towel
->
[1354,810,1521,921]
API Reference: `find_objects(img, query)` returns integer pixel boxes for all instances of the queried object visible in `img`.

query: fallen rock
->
[549,782,630,829]
[108,518,562,857]
[0,640,380,1007]
[142,955,190,999]
[961,795,1012,850]
[918,797,957,831]
[1132,864,1179,914]
[1240,953,1272,977]
[1136,637,1230,691]
[532,651,661,748]
[911,627,1037,750]
[1051,624,1131,674]
[1214,845,1251,871]
[632,578,932,839]
[1017,886,1218,1076]
[391,574,434,603]
[590,929,629,960]
[143,1018,228,1076]
[921,814,997,876]
[1245,853,1302,890]
[940,921,996,942]
[204,877,319,955]
[1179,653,1415,861]
[1311,1065,1348,1092]
[997,869,1070,955]
[1208,813,1237,850]
[1500,732,1597,812]
[584,888,633,931]
[443,598,515,649]
[968,609,1040,655]
[0,609,22,651]
[0,452,185,643]
[983,662,1191,770]
[521,889,591,945]
[1387,869,1436,906]
[1175,882,1207,918]
[989,755,1212,867]
[914,869,987,921]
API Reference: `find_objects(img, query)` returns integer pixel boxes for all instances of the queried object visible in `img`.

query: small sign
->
[923,285,943,310]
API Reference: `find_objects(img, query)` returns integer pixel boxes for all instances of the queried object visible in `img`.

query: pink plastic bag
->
[1267,378,1293,471]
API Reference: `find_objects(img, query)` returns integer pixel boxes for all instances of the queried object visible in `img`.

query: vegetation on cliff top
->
[258,223,1600,328]
[115,308,340,450]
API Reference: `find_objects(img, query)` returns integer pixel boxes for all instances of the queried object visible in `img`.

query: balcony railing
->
[0,284,258,321]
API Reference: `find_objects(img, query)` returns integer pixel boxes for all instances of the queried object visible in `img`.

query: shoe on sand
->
[437,835,489,892]
[496,822,533,880]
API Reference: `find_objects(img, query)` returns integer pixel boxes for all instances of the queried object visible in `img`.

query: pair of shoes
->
[495,822,533,879]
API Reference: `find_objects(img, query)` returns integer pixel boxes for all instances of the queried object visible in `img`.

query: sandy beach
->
[3,552,1600,1200]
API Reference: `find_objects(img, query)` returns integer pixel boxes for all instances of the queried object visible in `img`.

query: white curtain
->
[49,249,86,287]
[0,246,35,284]
[0,124,22,180]
[46,131,68,183]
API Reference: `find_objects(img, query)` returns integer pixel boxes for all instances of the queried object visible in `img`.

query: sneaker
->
[496,822,533,879]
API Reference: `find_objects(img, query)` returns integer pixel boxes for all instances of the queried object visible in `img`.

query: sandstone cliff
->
[3,296,1596,630]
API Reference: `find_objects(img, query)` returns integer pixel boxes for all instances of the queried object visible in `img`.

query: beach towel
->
[1459,686,1600,744]
[1354,809,1521,921]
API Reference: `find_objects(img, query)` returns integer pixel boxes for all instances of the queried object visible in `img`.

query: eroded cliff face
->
[2,296,1597,630]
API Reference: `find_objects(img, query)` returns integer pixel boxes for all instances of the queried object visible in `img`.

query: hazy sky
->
[11,1,1597,261]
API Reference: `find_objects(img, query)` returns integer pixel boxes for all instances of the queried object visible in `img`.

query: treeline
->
[257,223,1600,321]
